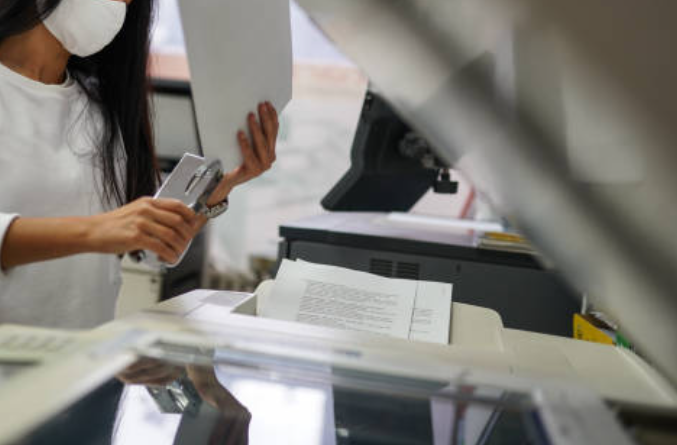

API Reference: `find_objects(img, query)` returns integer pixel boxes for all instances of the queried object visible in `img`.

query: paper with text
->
[409,281,453,344]
[262,260,452,343]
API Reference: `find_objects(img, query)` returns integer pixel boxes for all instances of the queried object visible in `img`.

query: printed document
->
[261,260,452,344]
[410,281,453,344]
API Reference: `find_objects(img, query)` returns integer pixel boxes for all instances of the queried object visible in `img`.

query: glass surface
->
[14,346,550,445]
[614,403,677,445]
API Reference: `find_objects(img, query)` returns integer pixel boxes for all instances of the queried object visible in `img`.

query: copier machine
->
[1,1,677,444]
[277,89,581,338]
[0,282,675,444]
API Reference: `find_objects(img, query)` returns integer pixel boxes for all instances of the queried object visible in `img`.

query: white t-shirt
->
[0,62,122,329]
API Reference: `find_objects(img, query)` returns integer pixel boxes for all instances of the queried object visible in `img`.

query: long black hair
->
[0,0,159,205]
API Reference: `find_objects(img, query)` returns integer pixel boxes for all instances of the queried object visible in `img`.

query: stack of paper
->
[260,260,453,344]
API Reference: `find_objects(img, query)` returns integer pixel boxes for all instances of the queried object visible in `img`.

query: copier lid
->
[15,353,549,445]
[295,0,677,388]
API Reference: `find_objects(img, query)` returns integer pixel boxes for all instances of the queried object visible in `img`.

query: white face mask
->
[43,0,127,58]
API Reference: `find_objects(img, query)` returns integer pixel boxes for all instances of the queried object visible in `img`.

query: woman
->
[0,0,279,328]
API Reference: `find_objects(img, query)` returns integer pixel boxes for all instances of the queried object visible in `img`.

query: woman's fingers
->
[148,204,195,241]
[141,234,177,263]
[130,221,178,263]
[94,197,201,261]
[151,198,196,223]
[262,102,279,163]
[211,103,279,197]
[133,198,197,261]
[117,360,183,386]
[248,112,271,169]
[267,103,279,161]
[139,219,186,257]
[271,102,279,128]
[260,102,277,151]
[237,130,260,179]
[122,358,163,374]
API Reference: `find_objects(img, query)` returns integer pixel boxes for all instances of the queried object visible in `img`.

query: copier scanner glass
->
[16,345,549,445]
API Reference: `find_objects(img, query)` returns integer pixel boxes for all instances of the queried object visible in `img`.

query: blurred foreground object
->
[295,0,677,387]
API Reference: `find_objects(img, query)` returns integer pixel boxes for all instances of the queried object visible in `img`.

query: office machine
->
[280,82,580,338]
[322,90,458,212]
[292,0,677,389]
[322,51,497,213]
[278,212,580,337]
[0,285,676,444]
[2,1,677,444]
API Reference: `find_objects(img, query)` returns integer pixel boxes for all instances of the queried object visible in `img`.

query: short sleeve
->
[0,213,20,275]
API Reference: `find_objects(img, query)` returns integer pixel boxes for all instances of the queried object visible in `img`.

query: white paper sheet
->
[263,260,416,339]
[262,260,452,343]
[409,281,453,344]
[296,260,452,343]
[178,0,293,170]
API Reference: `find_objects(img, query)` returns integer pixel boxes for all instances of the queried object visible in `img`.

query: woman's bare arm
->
[0,198,199,271]
[1,103,279,272]
[1,216,94,270]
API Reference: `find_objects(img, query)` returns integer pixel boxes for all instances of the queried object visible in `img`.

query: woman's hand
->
[186,365,251,417]
[86,197,200,263]
[206,102,279,206]
[1,197,201,270]
[116,358,184,386]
